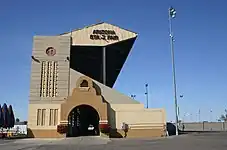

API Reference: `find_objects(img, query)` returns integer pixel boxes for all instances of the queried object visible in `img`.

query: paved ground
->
[1,132,227,150]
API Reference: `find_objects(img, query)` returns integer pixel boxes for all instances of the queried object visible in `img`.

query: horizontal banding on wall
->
[130,127,165,130]
[99,120,108,123]
[60,120,108,124]
[60,120,68,124]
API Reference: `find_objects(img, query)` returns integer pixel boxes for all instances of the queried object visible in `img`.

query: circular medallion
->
[46,47,56,56]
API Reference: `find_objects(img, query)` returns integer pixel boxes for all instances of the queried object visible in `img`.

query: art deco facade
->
[28,22,166,138]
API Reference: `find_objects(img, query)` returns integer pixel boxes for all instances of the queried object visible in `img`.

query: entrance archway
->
[67,104,100,137]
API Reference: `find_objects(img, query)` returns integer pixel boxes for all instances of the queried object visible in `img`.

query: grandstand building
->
[28,22,166,138]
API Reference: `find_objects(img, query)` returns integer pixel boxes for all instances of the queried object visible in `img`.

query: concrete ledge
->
[27,128,65,138]
[110,128,165,138]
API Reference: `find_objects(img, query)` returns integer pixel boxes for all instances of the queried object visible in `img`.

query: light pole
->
[190,113,193,122]
[210,109,213,122]
[145,84,149,108]
[169,7,179,135]
[178,95,183,122]
[183,112,190,123]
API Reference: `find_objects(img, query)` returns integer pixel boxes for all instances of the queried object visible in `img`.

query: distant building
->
[3,121,27,135]
[28,22,166,138]
[15,121,27,135]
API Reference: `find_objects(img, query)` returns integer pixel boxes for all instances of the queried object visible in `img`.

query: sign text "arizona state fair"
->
[90,30,119,41]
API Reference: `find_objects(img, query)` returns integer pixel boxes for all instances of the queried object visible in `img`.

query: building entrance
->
[67,104,100,137]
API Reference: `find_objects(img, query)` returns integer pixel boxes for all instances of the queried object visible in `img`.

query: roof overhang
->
[60,22,138,87]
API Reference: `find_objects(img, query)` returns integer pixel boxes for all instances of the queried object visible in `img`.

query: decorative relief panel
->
[40,61,58,97]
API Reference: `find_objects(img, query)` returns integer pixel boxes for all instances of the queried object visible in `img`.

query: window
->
[37,109,41,126]
[37,109,46,126]
[80,80,88,87]
[41,109,46,126]
[46,47,56,56]
[54,109,58,125]
[49,109,54,125]
[49,109,58,126]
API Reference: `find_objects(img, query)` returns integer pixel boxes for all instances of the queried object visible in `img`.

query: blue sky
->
[0,0,227,122]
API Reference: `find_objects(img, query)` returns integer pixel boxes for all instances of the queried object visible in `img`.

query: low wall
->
[110,108,166,138]
[181,122,227,131]
[115,108,166,129]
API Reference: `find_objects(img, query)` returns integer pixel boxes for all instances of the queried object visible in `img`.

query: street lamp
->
[169,6,179,135]
[131,95,136,99]
[145,84,149,108]
[178,95,183,121]
[210,109,213,122]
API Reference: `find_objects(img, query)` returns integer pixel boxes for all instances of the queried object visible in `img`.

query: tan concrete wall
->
[110,104,144,111]
[28,68,166,138]
[115,108,166,129]
[108,108,166,138]
[60,76,108,123]
[107,104,145,128]
[114,129,165,138]
[30,36,71,102]
[69,69,166,132]
[27,129,64,138]
[28,104,61,130]
[69,69,140,104]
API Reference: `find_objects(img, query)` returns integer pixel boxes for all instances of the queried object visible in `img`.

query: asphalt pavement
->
[0,132,227,150]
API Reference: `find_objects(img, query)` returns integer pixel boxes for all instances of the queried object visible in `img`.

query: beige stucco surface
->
[115,109,166,129]
[69,69,166,130]
[30,36,71,102]
[28,69,166,133]
[28,104,61,130]
[70,69,140,104]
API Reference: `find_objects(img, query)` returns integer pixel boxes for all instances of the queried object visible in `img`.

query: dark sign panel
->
[90,30,119,41]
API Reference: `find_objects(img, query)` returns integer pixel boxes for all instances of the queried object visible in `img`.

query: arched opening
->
[67,105,100,137]
[80,80,88,87]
